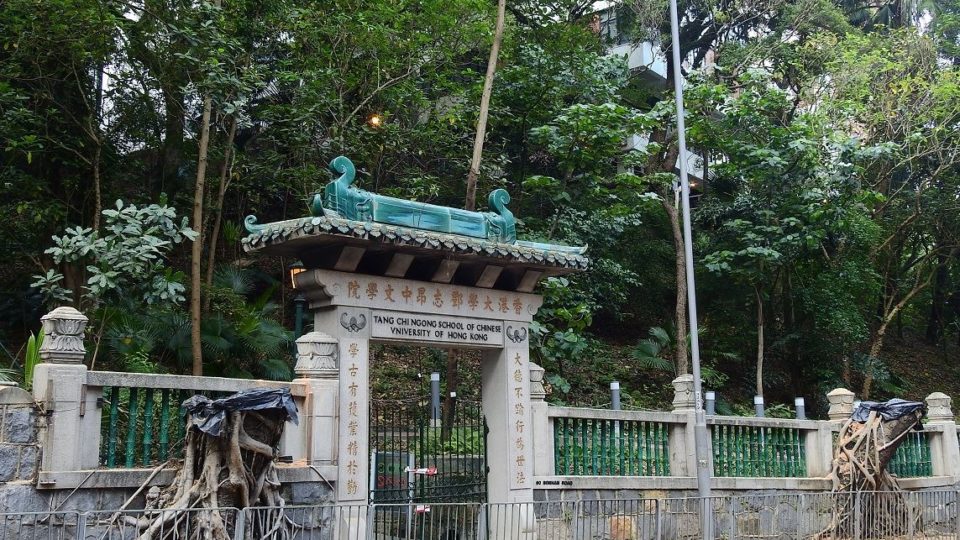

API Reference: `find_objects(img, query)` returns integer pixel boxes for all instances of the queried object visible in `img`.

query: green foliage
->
[529,277,592,392]
[727,402,794,418]
[23,331,42,390]
[31,200,197,309]
[416,427,485,456]
[632,326,732,388]
[3,0,960,412]
[633,326,674,374]
[765,403,797,419]
[99,267,291,379]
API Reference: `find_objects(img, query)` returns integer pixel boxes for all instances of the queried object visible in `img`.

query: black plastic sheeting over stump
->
[851,398,926,424]
[183,387,299,437]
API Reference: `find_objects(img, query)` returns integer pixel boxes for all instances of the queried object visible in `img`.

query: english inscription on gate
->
[371,311,504,347]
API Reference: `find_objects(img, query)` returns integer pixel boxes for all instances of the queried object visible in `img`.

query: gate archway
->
[242,154,589,537]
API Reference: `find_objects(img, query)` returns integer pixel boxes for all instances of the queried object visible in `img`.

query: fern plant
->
[631,325,731,388]
[632,326,675,374]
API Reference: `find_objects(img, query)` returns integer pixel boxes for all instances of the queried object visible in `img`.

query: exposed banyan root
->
[818,409,924,539]
[106,408,294,540]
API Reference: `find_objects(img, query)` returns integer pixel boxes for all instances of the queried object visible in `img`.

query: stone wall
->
[0,386,39,484]
[0,383,334,514]
[0,472,333,514]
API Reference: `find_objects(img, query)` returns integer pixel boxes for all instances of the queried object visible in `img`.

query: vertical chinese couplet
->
[507,346,532,490]
[338,338,369,502]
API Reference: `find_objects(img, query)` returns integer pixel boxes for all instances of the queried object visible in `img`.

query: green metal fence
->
[888,430,933,477]
[711,423,807,477]
[98,386,229,468]
[552,416,670,476]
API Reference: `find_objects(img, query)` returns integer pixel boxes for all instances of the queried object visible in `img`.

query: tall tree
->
[465,0,508,211]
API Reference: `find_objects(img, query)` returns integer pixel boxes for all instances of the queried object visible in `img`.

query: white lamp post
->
[667,0,714,535]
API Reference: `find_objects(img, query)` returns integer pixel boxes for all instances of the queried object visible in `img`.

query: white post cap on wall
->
[529,362,546,401]
[38,306,88,364]
[926,392,953,422]
[294,331,339,379]
[826,388,856,421]
[672,374,695,412]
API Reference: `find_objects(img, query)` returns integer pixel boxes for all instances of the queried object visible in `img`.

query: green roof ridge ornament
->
[246,156,585,255]
[314,155,518,243]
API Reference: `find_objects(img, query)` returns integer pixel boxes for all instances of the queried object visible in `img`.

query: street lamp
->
[288,261,307,340]
[667,0,713,535]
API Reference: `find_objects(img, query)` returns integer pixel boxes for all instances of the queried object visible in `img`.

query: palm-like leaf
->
[649,326,671,345]
[258,358,293,381]
[201,316,235,357]
[632,327,674,374]
[213,266,254,296]
[633,338,663,359]
[93,266,295,376]
[0,368,19,384]
[633,346,674,373]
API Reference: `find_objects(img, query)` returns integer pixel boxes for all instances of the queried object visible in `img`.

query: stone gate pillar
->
[290,331,340,466]
[925,392,960,478]
[32,307,101,475]
[312,304,371,538]
[483,324,536,539]
[482,326,533,503]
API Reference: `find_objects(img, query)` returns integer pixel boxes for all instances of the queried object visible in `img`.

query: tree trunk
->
[784,271,802,395]
[464,0,507,212]
[441,349,459,441]
[453,0,507,425]
[646,124,684,376]
[863,269,936,398]
[91,138,102,232]
[191,94,214,376]
[925,251,948,344]
[662,197,688,374]
[863,321,888,400]
[90,65,104,232]
[160,88,186,196]
[755,285,764,398]
[203,116,238,311]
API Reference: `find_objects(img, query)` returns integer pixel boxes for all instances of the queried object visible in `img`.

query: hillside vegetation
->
[3,0,960,417]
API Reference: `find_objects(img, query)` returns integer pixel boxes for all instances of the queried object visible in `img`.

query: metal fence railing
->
[0,510,81,540]
[82,507,243,539]
[98,386,195,468]
[88,371,304,469]
[889,430,934,477]
[710,423,807,477]
[552,416,671,476]
[9,490,960,539]
[369,398,487,504]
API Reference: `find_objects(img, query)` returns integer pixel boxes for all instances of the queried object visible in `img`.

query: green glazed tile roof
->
[242,214,590,271]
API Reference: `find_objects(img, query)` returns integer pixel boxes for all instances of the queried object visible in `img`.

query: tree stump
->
[821,399,926,538]
[112,388,300,539]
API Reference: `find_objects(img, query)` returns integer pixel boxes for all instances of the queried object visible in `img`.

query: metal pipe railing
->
[12,490,960,539]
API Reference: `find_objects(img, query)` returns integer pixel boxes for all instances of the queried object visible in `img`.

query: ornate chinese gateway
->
[242,157,588,537]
